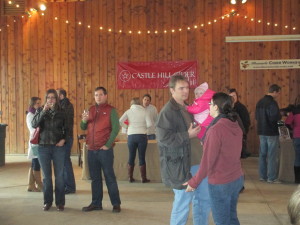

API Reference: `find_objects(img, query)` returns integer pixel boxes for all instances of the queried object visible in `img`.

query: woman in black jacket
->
[32,89,68,211]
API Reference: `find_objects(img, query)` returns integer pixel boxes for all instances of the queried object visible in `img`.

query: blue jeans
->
[38,145,66,206]
[127,134,148,166]
[209,176,244,225]
[294,138,300,166]
[31,158,41,171]
[64,137,76,192]
[147,134,156,140]
[88,148,121,207]
[170,165,211,225]
[259,135,280,181]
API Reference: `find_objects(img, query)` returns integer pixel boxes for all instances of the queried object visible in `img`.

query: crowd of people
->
[25,75,299,225]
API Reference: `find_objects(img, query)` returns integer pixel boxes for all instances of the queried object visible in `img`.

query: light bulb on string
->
[230,0,237,4]
[39,4,46,11]
[242,0,247,3]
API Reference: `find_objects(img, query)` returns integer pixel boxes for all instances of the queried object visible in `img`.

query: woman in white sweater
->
[119,97,152,183]
[26,97,43,192]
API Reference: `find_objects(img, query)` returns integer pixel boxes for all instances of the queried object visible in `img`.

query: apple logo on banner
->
[119,70,131,82]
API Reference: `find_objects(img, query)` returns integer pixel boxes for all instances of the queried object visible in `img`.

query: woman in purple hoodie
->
[184,92,244,225]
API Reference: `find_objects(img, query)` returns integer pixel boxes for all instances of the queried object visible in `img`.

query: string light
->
[39,4,47,11]
[0,10,297,37]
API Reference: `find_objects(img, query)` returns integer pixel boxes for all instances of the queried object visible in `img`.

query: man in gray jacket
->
[156,74,210,225]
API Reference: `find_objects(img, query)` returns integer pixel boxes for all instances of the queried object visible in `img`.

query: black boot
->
[294,166,300,184]
[127,164,135,183]
[140,165,150,183]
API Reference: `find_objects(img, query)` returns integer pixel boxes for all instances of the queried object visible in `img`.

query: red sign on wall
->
[117,61,198,89]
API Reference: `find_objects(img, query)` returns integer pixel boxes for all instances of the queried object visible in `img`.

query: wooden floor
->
[0,156,297,225]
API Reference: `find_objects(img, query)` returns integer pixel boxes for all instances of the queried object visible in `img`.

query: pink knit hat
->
[195,82,208,95]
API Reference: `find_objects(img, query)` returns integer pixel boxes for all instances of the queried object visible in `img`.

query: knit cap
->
[195,82,208,95]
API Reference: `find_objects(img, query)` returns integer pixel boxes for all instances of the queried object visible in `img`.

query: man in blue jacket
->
[255,84,282,183]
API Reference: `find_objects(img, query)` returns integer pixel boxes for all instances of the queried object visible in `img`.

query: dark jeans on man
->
[31,158,41,171]
[127,134,148,166]
[64,137,76,192]
[38,145,66,206]
[88,148,121,207]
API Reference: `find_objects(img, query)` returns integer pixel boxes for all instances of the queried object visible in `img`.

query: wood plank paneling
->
[0,0,300,155]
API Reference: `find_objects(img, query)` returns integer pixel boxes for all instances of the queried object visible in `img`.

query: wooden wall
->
[0,0,299,155]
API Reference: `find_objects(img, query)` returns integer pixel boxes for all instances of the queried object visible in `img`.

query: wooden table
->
[278,139,295,183]
[113,140,161,182]
[81,140,162,182]
[81,138,203,182]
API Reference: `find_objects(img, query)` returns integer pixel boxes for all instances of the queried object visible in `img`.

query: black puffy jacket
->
[32,107,67,145]
[255,95,282,136]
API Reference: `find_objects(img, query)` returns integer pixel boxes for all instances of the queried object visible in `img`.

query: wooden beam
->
[225,35,300,42]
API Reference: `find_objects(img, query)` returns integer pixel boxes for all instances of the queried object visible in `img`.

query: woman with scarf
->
[32,89,68,211]
[26,97,43,192]
[184,92,244,225]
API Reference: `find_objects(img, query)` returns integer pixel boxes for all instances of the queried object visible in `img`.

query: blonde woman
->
[26,97,43,192]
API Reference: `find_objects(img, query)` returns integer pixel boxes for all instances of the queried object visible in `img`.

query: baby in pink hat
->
[187,82,215,139]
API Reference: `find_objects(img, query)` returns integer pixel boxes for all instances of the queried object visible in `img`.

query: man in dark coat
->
[229,89,251,158]
[255,84,282,183]
[57,88,76,194]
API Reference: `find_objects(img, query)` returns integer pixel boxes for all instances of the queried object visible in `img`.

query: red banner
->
[117,61,198,89]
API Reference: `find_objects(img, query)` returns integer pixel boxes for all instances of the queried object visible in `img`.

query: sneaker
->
[267,179,282,184]
[259,178,266,182]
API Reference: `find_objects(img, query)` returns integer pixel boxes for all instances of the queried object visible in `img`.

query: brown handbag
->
[30,127,40,144]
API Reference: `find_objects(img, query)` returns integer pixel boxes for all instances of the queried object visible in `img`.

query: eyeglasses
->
[46,96,56,100]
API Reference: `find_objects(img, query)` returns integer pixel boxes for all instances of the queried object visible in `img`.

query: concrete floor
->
[0,156,297,225]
